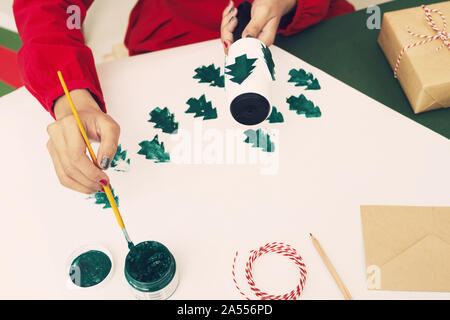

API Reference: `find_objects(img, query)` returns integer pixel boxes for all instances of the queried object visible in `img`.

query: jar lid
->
[124,241,176,293]
[230,92,271,126]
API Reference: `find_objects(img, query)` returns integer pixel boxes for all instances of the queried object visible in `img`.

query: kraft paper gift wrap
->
[378,2,450,114]
[360,206,450,292]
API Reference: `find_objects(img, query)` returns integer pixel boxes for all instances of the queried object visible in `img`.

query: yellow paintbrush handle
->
[57,71,98,163]
[57,70,125,230]
[103,185,125,229]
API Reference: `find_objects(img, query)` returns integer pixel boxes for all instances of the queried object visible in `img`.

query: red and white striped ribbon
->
[232,242,307,300]
[394,5,449,78]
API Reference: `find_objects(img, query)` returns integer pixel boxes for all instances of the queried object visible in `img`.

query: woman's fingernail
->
[246,34,254,38]
[99,179,108,186]
[100,157,111,169]
[229,7,235,14]
[229,16,235,23]
[224,41,229,49]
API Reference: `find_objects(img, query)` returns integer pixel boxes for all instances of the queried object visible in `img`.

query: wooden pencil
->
[310,233,353,300]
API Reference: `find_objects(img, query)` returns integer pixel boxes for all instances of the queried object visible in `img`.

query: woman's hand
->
[221,0,297,54]
[47,89,120,194]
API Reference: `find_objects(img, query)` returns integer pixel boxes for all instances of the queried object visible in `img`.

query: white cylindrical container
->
[225,37,275,126]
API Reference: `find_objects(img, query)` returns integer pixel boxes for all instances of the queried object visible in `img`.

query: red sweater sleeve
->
[278,0,354,35]
[13,0,105,118]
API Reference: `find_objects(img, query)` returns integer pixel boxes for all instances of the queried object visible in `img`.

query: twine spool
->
[232,242,307,300]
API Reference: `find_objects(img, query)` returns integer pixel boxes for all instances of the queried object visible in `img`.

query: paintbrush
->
[57,70,134,250]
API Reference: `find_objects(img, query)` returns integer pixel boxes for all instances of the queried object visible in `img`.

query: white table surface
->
[0,39,448,300]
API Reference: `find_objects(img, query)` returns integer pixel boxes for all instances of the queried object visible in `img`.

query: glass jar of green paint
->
[124,241,179,300]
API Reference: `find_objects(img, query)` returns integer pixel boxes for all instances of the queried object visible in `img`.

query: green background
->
[0,27,22,97]
[0,27,22,52]
[275,0,450,139]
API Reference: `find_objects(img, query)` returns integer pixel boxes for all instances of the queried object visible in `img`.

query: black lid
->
[233,1,252,41]
[230,92,271,126]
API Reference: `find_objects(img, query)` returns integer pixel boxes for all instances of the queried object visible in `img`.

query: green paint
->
[69,250,112,288]
[288,68,313,86]
[267,107,284,123]
[89,188,119,209]
[225,54,257,84]
[288,68,321,90]
[185,94,217,120]
[148,107,178,134]
[137,135,170,163]
[111,144,131,172]
[124,241,176,292]
[244,129,275,153]
[261,44,275,80]
[306,78,321,90]
[287,94,322,118]
[193,64,225,88]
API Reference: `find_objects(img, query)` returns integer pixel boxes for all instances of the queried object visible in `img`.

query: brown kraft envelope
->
[360,206,450,292]
[378,2,450,113]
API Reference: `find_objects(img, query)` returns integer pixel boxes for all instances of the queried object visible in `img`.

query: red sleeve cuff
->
[45,79,107,119]
[278,0,331,36]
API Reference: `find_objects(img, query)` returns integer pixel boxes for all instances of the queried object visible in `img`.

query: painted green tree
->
[225,54,257,84]
[193,64,225,88]
[244,129,275,153]
[306,78,321,90]
[89,188,119,210]
[288,68,321,90]
[261,44,275,80]
[185,94,217,120]
[266,106,284,123]
[148,107,178,134]
[110,144,130,172]
[287,94,322,118]
[137,135,170,163]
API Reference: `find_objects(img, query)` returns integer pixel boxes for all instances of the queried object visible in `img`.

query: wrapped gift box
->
[378,2,450,113]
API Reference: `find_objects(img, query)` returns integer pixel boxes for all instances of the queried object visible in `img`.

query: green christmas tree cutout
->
[261,44,275,80]
[225,54,257,84]
[244,129,275,153]
[88,188,119,210]
[185,94,217,120]
[288,68,321,90]
[266,106,284,123]
[193,64,224,88]
[137,135,170,163]
[110,144,131,172]
[148,107,178,134]
[287,94,322,118]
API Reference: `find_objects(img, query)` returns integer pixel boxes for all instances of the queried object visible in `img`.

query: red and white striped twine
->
[394,5,449,78]
[232,242,307,300]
